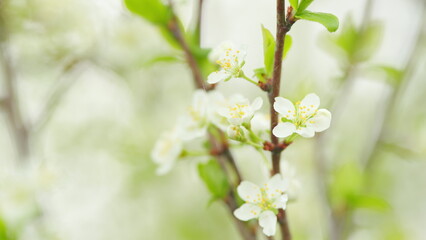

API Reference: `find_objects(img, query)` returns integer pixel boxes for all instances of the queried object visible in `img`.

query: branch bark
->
[268,1,294,239]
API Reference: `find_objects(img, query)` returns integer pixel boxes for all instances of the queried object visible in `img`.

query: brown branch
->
[268,1,295,239]
[0,42,30,162]
[166,1,213,91]
[165,1,253,239]
[194,0,204,45]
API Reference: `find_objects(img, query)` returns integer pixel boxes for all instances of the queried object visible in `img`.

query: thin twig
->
[166,1,254,239]
[33,59,86,133]
[0,7,30,162]
[363,1,426,171]
[268,0,294,239]
[0,47,30,162]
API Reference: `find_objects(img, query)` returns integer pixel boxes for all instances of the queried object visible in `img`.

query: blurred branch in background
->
[315,0,426,239]
[33,58,87,134]
[363,1,426,171]
[0,0,89,164]
[0,1,30,162]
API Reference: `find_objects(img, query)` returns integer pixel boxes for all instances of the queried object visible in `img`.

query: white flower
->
[234,174,289,236]
[272,93,331,138]
[218,95,263,125]
[207,91,229,131]
[207,41,247,84]
[151,127,183,175]
[251,113,270,140]
[227,125,248,142]
[179,90,209,140]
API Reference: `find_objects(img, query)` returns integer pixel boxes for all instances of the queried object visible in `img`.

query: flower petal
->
[237,181,262,203]
[295,127,315,138]
[259,210,277,236]
[251,97,263,111]
[272,194,289,210]
[207,70,230,84]
[299,93,320,116]
[272,122,296,138]
[307,109,332,132]
[234,203,262,221]
[266,174,288,198]
[274,97,295,119]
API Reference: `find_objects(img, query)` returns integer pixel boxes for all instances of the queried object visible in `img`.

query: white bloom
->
[179,90,209,140]
[207,41,247,84]
[234,174,289,236]
[227,125,248,141]
[207,91,229,131]
[151,127,183,175]
[251,113,270,140]
[273,93,331,138]
[218,95,263,125]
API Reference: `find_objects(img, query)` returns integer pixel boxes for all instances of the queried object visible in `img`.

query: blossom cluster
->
[152,41,332,237]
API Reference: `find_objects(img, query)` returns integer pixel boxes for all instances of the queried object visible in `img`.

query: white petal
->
[307,109,332,132]
[272,194,289,210]
[272,122,296,138]
[300,93,320,116]
[251,97,263,111]
[266,174,288,197]
[274,97,295,119]
[209,41,234,62]
[295,127,315,138]
[237,181,261,203]
[228,117,244,125]
[259,210,277,236]
[229,94,249,105]
[234,203,262,221]
[207,70,230,84]
[156,162,174,175]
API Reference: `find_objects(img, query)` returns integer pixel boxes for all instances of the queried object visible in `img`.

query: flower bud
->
[227,125,247,142]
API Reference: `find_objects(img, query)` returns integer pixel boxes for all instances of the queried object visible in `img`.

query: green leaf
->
[297,0,314,13]
[351,195,390,212]
[144,55,182,67]
[371,65,404,87]
[198,159,230,201]
[296,11,339,32]
[329,162,363,207]
[332,18,358,60]
[261,25,276,77]
[289,0,299,10]
[356,21,384,61]
[261,26,293,77]
[283,35,293,59]
[158,26,181,49]
[124,0,172,25]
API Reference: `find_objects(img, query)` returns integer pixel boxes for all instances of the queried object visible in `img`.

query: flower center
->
[229,103,249,119]
[291,102,318,129]
[254,186,280,210]
[216,48,241,74]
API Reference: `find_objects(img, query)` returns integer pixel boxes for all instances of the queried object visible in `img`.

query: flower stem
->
[241,71,258,85]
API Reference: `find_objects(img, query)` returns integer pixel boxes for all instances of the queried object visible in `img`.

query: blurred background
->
[0,0,425,239]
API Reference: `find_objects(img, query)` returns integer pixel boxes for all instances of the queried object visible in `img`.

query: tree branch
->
[33,59,86,133]
[166,1,253,239]
[268,1,294,239]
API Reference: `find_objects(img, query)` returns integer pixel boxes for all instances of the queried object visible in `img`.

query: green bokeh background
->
[0,0,425,239]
